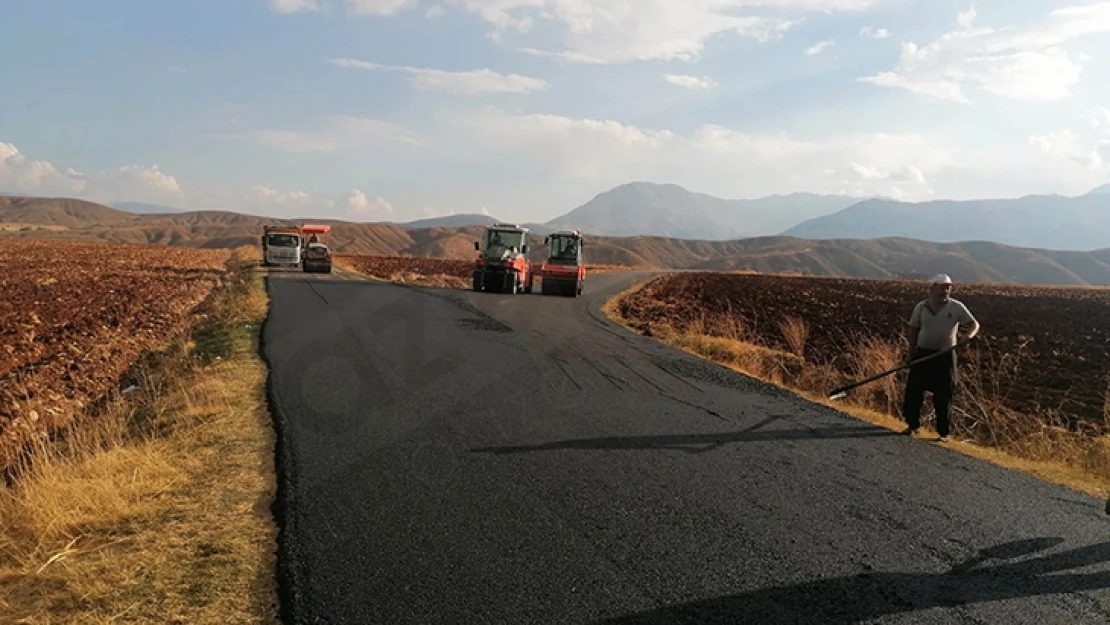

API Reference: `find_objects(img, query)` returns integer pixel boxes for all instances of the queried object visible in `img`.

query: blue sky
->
[2,0,1109,223]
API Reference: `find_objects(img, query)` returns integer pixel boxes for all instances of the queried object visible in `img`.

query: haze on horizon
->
[2,0,1109,224]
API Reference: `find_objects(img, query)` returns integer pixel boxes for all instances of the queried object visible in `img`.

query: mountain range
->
[89,181,1110,253]
[546,183,863,240]
[4,193,1110,287]
[782,192,1110,251]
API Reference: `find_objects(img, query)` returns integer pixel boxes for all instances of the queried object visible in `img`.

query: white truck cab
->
[262,226,303,266]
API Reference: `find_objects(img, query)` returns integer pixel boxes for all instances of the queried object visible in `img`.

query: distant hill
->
[391,213,500,229]
[111,201,183,214]
[782,188,1110,251]
[683,236,1110,286]
[547,182,862,240]
[387,213,557,236]
[5,193,1110,286]
[0,196,140,228]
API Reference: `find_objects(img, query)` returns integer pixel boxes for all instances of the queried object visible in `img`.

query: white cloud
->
[849,162,927,184]
[861,2,1110,104]
[957,5,977,30]
[446,0,882,64]
[245,185,315,211]
[0,142,185,207]
[0,142,85,196]
[329,58,549,94]
[269,0,419,15]
[337,188,394,217]
[225,115,422,152]
[1029,128,1109,171]
[517,48,607,64]
[426,4,445,17]
[269,0,321,13]
[805,39,835,55]
[448,108,952,200]
[435,106,1110,206]
[89,165,186,206]
[860,26,890,39]
[1079,106,1110,131]
[664,74,717,90]
[240,185,394,219]
[347,0,417,15]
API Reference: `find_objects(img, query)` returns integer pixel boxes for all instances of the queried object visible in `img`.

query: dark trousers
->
[902,348,957,436]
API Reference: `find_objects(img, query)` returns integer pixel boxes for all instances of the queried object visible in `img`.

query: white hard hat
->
[930,273,953,285]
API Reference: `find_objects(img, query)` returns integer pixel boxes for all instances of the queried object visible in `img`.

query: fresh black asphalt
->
[261,268,1110,624]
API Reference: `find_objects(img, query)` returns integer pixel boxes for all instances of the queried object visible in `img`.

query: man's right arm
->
[905,326,920,363]
[905,303,921,363]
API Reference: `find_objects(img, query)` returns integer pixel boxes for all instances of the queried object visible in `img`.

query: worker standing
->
[901,274,980,441]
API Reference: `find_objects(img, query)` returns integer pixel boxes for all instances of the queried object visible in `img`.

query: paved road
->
[262,269,1110,624]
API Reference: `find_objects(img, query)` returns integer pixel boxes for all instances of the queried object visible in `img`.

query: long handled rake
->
[827,340,971,400]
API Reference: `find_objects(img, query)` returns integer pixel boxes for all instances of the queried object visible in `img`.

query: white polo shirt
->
[909,297,977,350]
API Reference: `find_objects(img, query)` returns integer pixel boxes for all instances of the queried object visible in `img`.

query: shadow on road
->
[472,423,899,455]
[594,537,1110,624]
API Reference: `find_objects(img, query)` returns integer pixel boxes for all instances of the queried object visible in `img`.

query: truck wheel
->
[472,274,482,291]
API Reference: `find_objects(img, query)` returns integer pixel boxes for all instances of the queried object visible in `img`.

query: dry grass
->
[847,335,904,415]
[386,271,469,289]
[604,288,1110,501]
[332,256,470,289]
[777,316,809,359]
[0,246,279,624]
[0,224,69,232]
[586,264,649,273]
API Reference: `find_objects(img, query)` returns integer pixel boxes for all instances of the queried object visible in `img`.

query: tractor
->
[538,230,586,297]
[472,223,534,294]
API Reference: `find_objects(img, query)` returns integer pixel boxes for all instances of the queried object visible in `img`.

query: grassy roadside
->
[0,248,279,623]
[602,277,1110,502]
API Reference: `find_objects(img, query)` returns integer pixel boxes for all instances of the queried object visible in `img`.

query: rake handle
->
[827,340,971,399]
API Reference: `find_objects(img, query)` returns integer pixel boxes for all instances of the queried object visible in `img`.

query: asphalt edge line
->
[257,272,307,624]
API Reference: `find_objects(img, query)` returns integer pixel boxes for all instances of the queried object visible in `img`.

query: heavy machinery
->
[472,223,533,294]
[299,224,333,273]
[299,226,329,273]
[299,224,331,248]
[261,225,303,266]
[538,230,586,297]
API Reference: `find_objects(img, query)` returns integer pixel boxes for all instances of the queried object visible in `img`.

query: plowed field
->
[337,255,472,281]
[1,240,231,469]
[616,273,1110,426]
